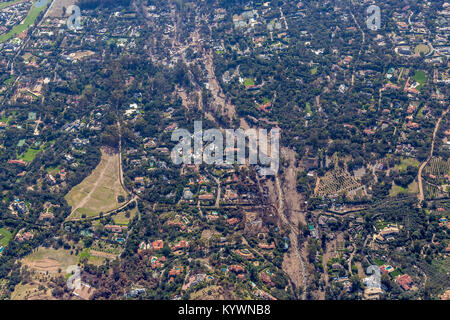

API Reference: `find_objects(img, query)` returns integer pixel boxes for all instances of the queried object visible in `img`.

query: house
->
[150,256,166,269]
[8,159,28,166]
[182,274,213,291]
[225,188,238,201]
[258,242,275,250]
[152,240,164,251]
[46,174,57,186]
[235,249,255,260]
[72,138,89,148]
[168,266,184,282]
[406,121,420,129]
[15,231,33,242]
[171,240,189,251]
[198,193,214,201]
[12,200,27,214]
[39,212,55,221]
[374,225,401,242]
[364,287,383,300]
[229,265,245,274]
[167,220,185,230]
[104,225,127,233]
[380,265,395,275]
[227,217,240,225]
[259,270,275,287]
[155,147,170,154]
[254,289,277,300]
[396,274,413,291]
[164,123,178,132]
[257,101,271,113]
[169,266,184,276]
[134,177,145,186]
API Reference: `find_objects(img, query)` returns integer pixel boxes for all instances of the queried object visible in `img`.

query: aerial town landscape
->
[0,0,448,302]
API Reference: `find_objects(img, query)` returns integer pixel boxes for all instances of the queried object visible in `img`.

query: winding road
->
[417,108,449,206]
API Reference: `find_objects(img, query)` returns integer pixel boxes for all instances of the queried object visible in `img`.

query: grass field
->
[0,1,50,43]
[243,78,255,87]
[0,228,13,247]
[395,157,420,171]
[21,247,77,273]
[4,76,16,86]
[113,207,137,226]
[65,149,127,220]
[373,258,386,266]
[14,246,77,300]
[19,147,41,162]
[390,269,403,278]
[414,44,430,56]
[305,102,312,113]
[413,70,427,90]
[310,66,318,75]
[190,285,227,300]
[45,164,60,175]
[390,180,418,197]
[78,248,109,265]
[11,282,54,300]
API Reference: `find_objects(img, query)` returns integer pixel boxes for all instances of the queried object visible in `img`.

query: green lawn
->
[20,147,41,162]
[0,228,13,247]
[78,249,91,262]
[4,76,16,85]
[390,180,418,197]
[376,220,388,230]
[45,165,60,175]
[390,184,406,196]
[414,44,430,56]
[73,207,98,219]
[390,269,403,278]
[413,70,427,90]
[310,66,318,75]
[243,78,255,87]
[113,207,137,226]
[373,258,386,266]
[0,116,11,123]
[395,157,420,172]
[0,1,50,43]
[305,102,312,113]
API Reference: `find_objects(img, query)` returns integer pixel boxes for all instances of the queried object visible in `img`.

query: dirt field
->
[11,282,55,300]
[21,247,78,273]
[68,50,95,61]
[65,148,127,220]
[73,283,95,300]
[13,247,77,300]
[113,207,137,226]
[46,0,76,17]
[89,250,118,260]
[190,285,230,300]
